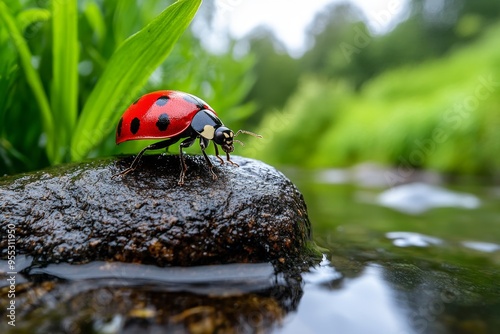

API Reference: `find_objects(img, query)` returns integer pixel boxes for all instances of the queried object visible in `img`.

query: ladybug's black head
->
[214,126,235,153]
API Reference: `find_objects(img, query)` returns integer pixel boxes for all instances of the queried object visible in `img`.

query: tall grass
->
[0,0,202,167]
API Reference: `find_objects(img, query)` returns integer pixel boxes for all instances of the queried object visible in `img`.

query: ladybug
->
[114,90,261,185]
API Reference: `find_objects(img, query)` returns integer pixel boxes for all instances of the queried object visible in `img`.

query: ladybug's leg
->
[213,144,224,165]
[178,136,197,185]
[199,138,218,180]
[113,139,178,177]
[225,153,239,167]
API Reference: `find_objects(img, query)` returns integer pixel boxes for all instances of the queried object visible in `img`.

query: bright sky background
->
[207,0,409,56]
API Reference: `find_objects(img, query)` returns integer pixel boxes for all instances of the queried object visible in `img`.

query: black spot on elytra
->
[156,113,170,131]
[156,96,169,106]
[117,117,123,137]
[182,94,205,109]
[130,117,140,134]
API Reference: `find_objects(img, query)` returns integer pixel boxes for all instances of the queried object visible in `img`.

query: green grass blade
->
[52,0,78,163]
[83,2,106,46]
[16,8,51,32]
[0,0,55,162]
[71,0,202,161]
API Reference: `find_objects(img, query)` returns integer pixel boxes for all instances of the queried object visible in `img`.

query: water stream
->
[1,167,499,333]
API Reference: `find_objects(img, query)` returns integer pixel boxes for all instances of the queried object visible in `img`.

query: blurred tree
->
[243,27,300,126]
[302,0,500,89]
[301,3,370,87]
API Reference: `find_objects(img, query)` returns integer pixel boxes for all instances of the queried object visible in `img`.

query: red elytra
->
[116,90,212,144]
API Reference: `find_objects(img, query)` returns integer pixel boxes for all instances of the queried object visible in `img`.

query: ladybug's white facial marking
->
[200,125,215,140]
[213,127,235,153]
[221,132,235,153]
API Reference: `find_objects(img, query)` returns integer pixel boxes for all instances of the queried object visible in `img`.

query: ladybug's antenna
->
[233,129,262,146]
[234,130,262,139]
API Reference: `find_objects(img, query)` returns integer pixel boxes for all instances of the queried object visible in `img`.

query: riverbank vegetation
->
[1,0,499,177]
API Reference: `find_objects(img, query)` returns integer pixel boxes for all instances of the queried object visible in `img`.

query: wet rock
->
[0,155,313,266]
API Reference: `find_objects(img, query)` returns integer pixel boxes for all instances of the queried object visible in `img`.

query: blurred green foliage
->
[249,22,500,175]
[245,0,500,114]
[243,0,500,176]
[2,0,500,177]
[0,0,255,175]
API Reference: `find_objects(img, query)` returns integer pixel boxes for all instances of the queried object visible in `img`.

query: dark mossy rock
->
[0,155,313,266]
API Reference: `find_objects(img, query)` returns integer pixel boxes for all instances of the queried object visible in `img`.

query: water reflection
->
[278,252,500,333]
[0,260,306,333]
[462,241,500,253]
[386,231,443,247]
[377,182,481,214]
[285,167,500,333]
[382,261,500,334]
[279,260,413,334]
